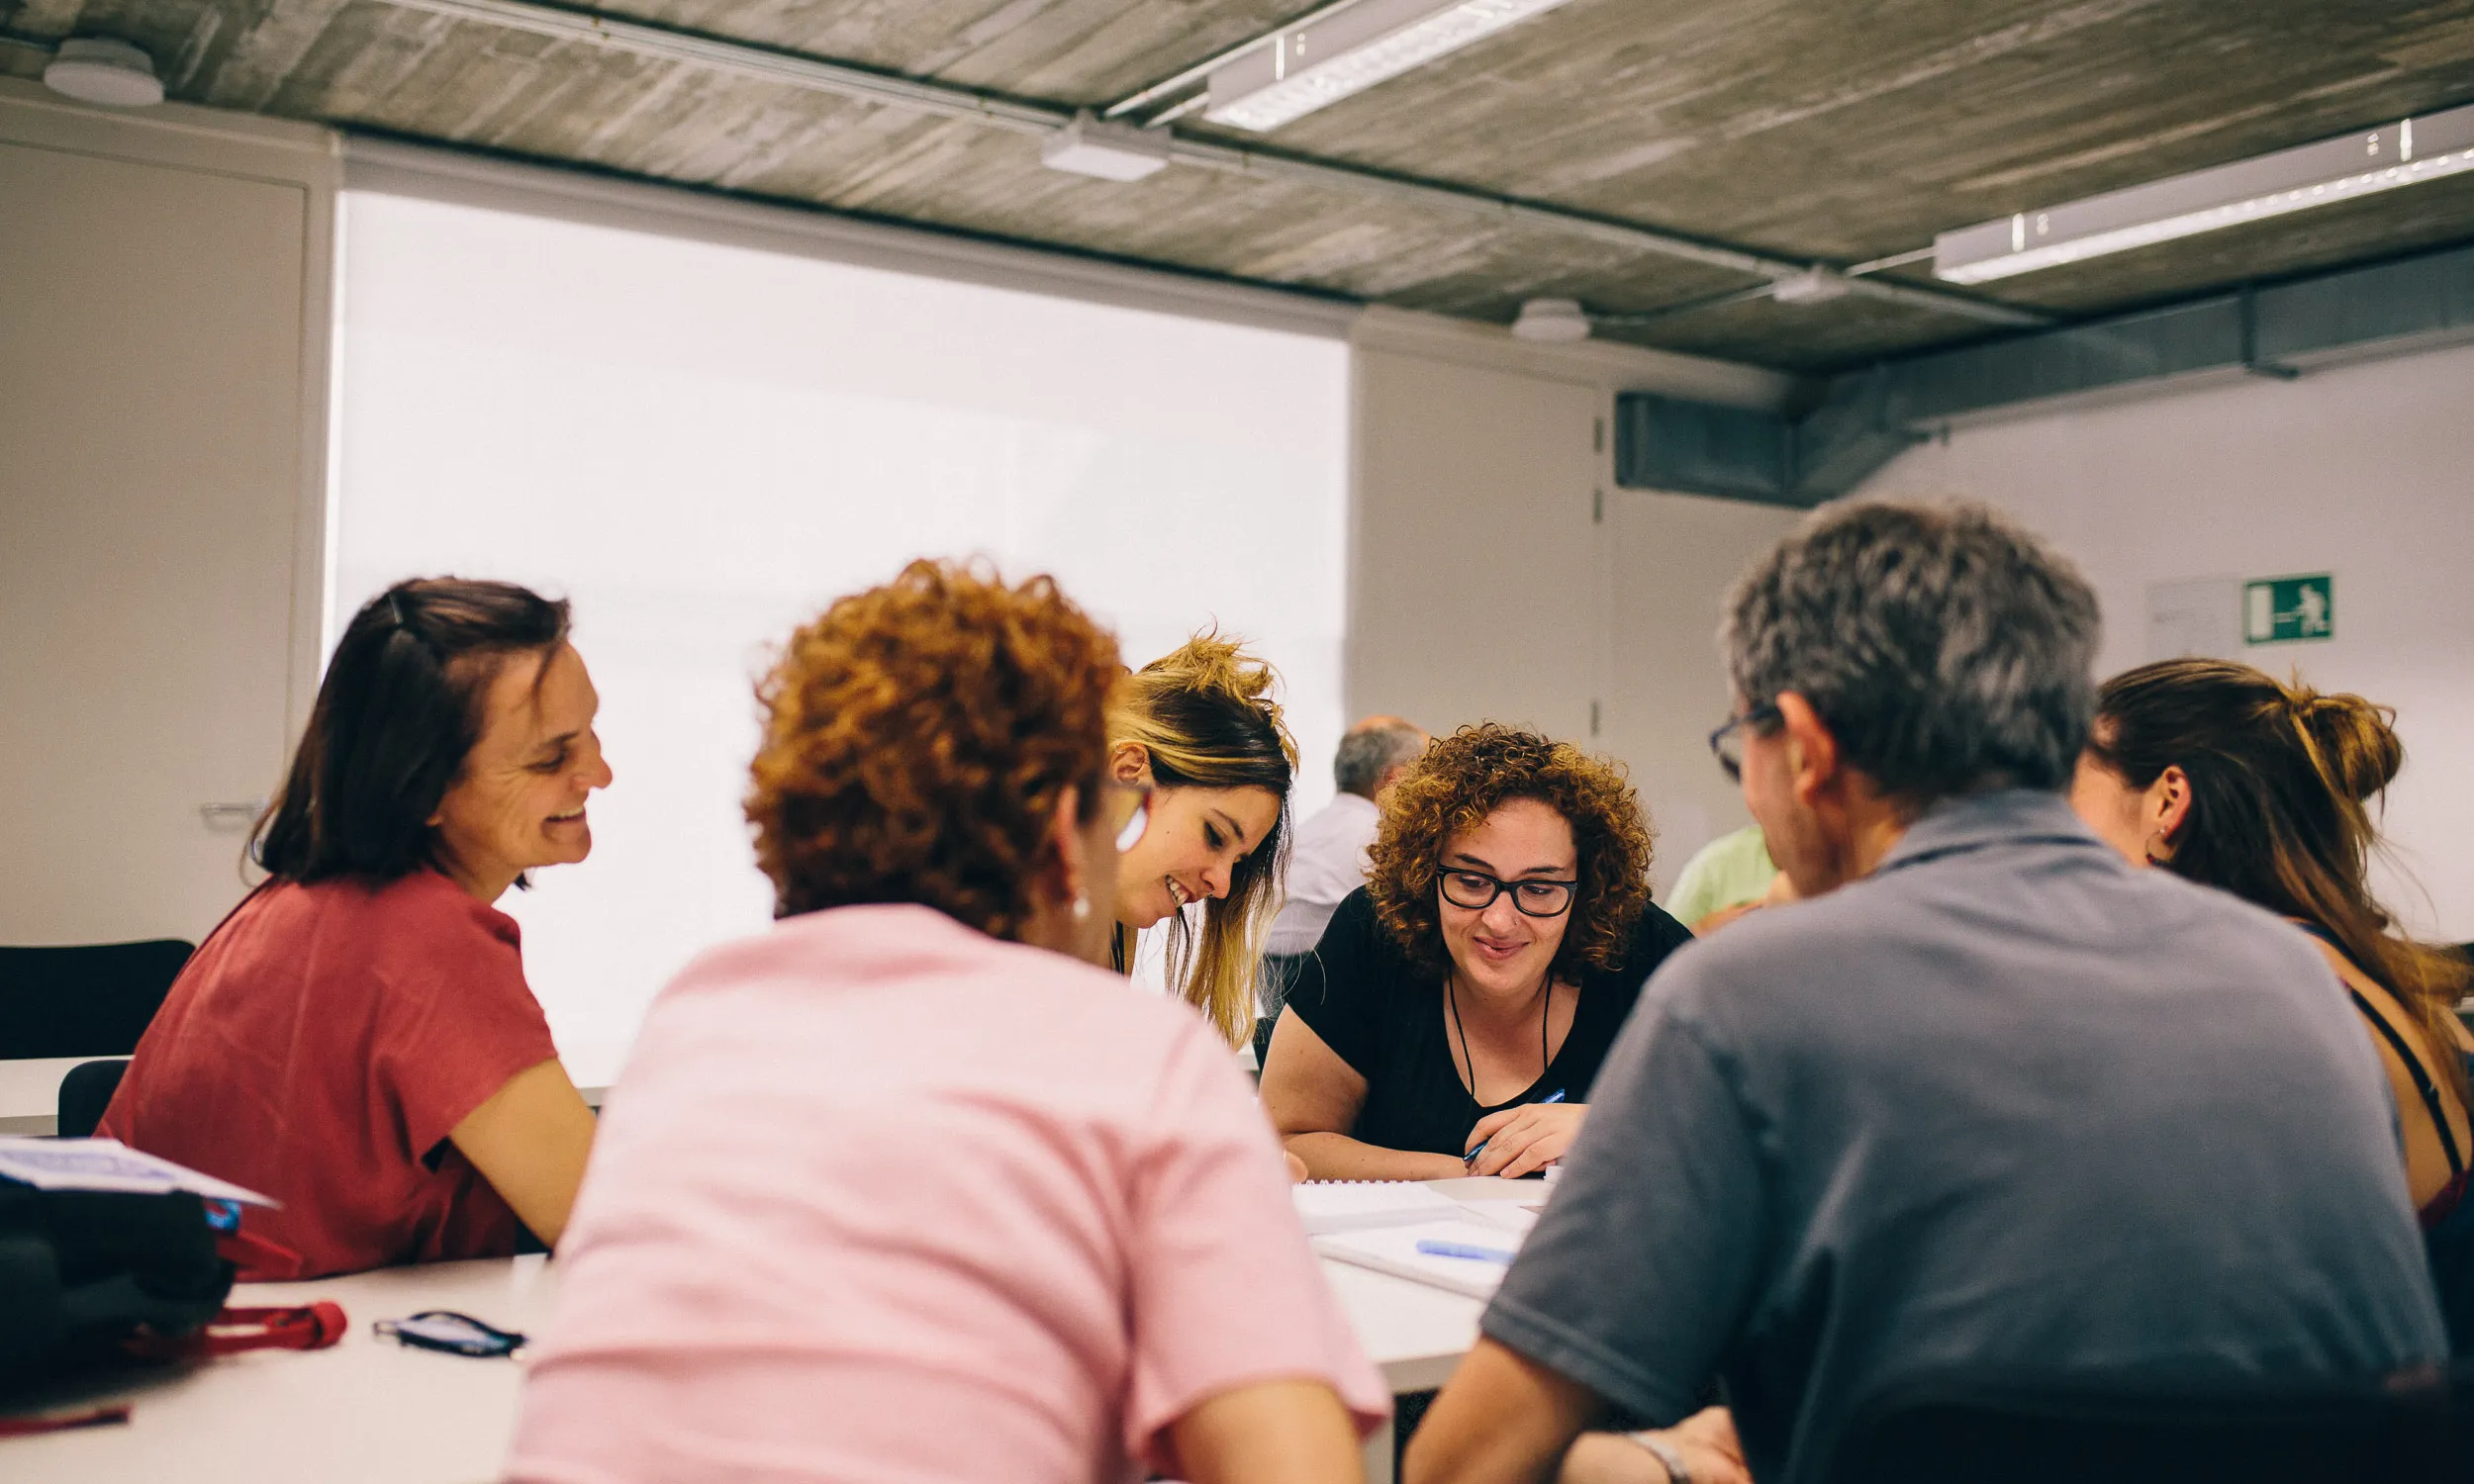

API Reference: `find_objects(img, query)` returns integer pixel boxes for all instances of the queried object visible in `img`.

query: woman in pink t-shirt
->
[512,561,1386,1484]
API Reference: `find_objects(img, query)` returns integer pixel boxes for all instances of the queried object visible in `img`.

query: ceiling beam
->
[377,0,2048,329]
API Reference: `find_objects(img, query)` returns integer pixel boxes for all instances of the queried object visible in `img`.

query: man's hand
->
[1464,1102,1587,1177]
[1557,1411,1750,1484]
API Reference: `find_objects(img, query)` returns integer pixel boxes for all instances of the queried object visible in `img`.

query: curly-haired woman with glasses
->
[1260,724,1691,1180]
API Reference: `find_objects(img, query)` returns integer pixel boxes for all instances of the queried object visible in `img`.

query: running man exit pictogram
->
[2243,574,2333,644]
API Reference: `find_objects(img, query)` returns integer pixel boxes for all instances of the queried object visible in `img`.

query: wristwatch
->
[1624,1430,1692,1484]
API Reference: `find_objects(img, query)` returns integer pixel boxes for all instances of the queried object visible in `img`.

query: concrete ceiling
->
[9,0,2474,371]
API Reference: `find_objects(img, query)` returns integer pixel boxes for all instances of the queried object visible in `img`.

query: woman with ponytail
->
[1105,633,1295,1048]
[2071,657,2474,1349]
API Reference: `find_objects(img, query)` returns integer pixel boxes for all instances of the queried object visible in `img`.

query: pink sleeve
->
[376,896,561,1160]
[1121,1021,1391,1473]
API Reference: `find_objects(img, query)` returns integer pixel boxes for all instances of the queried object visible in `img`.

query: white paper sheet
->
[0,1137,279,1207]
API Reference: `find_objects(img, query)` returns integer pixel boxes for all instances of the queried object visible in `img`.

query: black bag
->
[0,1182,235,1399]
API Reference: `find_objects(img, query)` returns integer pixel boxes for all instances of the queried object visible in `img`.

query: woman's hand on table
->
[1463,1101,1587,1177]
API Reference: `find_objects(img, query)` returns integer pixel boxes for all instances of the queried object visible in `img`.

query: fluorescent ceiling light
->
[1937,101,2474,284]
[1204,0,1578,134]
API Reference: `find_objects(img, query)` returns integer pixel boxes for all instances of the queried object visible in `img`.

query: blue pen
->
[1464,1088,1567,1167]
[1417,1239,1518,1263]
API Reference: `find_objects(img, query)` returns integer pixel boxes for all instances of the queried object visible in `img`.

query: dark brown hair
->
[254,578,570,883]
[2090,658,2468,1098]
[746,559,1122,940]
[1366,724,1653,982]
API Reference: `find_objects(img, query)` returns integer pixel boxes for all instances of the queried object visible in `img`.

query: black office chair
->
[54,1059,130,1140]
[1828,1363,2470,1484]
[0,940,192,1060]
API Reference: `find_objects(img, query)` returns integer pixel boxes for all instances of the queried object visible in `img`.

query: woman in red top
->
[101,578,609,1279]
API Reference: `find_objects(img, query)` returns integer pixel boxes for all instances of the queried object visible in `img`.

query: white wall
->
[1598,491,1800,893]
[1346,307,1797,894]
[1862,344,2474,939]
[0,80,333,947]
[0,108,1353,958]
[331,188,1353,1061]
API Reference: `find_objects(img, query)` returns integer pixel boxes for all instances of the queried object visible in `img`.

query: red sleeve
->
[1122,1017,1390,1473]
[370,882,561,1161]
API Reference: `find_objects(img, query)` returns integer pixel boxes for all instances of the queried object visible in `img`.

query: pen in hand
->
[1465,1088,1567,1168]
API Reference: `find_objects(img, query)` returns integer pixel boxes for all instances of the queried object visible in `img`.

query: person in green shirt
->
[1664,823,1781,935]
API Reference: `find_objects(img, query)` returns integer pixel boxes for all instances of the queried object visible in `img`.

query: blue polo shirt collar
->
[1873,787,2108,877]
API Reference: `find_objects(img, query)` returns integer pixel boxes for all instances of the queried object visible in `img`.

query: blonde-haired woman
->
[1108,633,1294,1048]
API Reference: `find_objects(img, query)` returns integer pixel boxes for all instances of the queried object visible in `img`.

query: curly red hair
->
[746,560,1122,938]
[1366,724,1654,980]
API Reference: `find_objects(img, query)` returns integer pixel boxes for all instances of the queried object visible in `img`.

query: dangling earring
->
[1071,894,1092,922]
[2142,829,2172,867]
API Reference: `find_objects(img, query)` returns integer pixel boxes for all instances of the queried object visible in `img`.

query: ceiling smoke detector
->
[43,38,165,108]
[1510,298,1591,343]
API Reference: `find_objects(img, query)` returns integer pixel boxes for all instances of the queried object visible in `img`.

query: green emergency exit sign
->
[2243,574,2333,645]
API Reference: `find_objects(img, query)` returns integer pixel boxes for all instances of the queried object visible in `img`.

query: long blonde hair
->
[1109,632,1295,1048]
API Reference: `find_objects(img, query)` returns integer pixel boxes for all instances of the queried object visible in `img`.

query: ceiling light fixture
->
[1204,0,1579,134]
[1937,101,2474,284]
[41,37,164,108]
[1040,112,1171,181]
[1768,267,1852,305]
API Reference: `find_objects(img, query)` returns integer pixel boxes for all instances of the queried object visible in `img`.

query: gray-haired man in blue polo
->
[1406,499,2445,1484]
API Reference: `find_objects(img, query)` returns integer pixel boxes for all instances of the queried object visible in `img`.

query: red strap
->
[121,1301,347,1362]
[215,1226,306,1278]
[0,1405,131,1438]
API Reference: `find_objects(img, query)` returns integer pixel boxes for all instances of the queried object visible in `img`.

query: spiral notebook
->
[1312,1218,1530,1300]
[1290,1180,1466,1235]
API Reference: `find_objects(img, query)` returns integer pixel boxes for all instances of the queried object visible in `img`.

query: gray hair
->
[1720,498,2100,803]
[1335,719,1429,797]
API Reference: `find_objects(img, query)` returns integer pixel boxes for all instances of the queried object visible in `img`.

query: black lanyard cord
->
[1448,971,1551,1110]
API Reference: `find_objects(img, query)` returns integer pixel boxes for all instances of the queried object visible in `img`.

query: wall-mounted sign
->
[2145,576,2241,661]
[2243,574,2333,645]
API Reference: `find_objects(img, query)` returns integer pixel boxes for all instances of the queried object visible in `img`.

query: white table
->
[0,1043,631,1136]
[0,1179,1523,1483]
[0,1058,83,1136]
[0,1254,559,1483]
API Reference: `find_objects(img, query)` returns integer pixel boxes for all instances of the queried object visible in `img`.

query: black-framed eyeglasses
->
[1438,869,1578,918]
[1708,701,1782,783]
